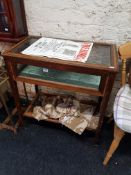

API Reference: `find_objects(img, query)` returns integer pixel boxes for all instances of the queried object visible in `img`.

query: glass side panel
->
[18,65,101,89]
[0,15,10,32]
[12,38,37,53]
[0,1,5,12]
[12,37,111,67]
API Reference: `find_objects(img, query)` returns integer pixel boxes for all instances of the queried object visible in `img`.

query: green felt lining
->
[19,65,101,89]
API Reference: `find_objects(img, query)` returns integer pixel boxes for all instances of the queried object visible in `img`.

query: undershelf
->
[23,93,100,132]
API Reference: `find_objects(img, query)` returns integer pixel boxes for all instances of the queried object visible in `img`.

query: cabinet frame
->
[3,36,118,140]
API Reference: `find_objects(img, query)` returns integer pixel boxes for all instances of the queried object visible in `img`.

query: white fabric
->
[114,84,131,133]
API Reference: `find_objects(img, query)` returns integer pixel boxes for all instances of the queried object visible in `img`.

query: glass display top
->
[11,37,113,67]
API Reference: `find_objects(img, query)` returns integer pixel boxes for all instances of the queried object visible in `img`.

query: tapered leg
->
[103,124,125,165]
[94,74,116,142]
[5,59,23,129]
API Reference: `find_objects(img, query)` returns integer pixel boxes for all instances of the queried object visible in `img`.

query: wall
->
[24,0,131,44]
[0,0,131,115]
[1,0,131,50]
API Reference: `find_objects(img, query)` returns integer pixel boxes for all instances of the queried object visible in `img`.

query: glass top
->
[12,37,112,67]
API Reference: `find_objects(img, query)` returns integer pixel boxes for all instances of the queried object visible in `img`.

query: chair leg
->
[103,124,125,165]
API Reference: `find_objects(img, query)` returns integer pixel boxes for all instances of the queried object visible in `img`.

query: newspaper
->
[21,37,93,63]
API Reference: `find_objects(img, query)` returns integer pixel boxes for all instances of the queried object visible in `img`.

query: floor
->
[0,108,131,175]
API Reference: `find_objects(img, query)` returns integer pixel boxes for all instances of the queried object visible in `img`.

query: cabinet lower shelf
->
[23,93,100,132]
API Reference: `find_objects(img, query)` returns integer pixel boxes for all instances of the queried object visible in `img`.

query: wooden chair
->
[103,42,131,165]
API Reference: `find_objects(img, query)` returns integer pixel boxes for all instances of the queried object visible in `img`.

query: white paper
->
[21,37,93,63]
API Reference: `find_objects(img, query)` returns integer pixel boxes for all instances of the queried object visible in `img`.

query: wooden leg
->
[95,74,116,142]
[35,85,39,93]
[23,82,29,102]
[2,107,17,125]
[0,123,16,133]
[103,124,125,165]
[0,93,10,116]
[5,59,23,129]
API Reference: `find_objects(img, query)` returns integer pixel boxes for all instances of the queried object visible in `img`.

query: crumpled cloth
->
[32,95,99,134]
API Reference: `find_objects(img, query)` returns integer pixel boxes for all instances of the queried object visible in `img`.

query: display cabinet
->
[3,36,118,140]
[0,0,28,42]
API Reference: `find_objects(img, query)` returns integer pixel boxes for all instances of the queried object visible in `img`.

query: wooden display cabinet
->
[0,0,28,42]
[3,36,118,140]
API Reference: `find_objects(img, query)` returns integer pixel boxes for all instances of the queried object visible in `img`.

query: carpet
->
[0,110,131,175]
